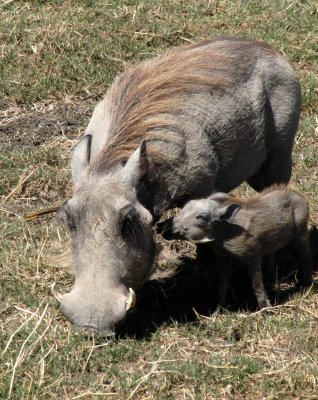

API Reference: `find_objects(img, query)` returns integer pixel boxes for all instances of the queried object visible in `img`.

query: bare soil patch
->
[0,98,95,150]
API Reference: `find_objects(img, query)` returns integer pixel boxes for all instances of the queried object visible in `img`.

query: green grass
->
[1,1,317,110]
[2,305,318,398]
[1,1,318,399]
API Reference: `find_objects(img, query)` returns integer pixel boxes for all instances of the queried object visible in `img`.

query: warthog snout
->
[52,284,136,336]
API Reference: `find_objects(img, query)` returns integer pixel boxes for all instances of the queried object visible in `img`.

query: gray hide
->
[158,188,313,311]
[56,38,301,334]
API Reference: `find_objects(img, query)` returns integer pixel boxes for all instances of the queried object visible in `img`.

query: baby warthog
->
[158,186,313,311]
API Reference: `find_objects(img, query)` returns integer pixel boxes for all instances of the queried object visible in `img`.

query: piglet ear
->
[123,140,149,187]
[71,135,92,183]
[215,203,241,223]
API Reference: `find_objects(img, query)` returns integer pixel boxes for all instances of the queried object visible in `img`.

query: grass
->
[1,0,318,399]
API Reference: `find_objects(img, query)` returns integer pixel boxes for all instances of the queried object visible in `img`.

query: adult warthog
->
[55,37,301,335]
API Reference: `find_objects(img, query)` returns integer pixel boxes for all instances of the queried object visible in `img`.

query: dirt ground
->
[0,99,94,150]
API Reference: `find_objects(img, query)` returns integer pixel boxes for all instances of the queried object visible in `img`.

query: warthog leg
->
[291,233,313,288]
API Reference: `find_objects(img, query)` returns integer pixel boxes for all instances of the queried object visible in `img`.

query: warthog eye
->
[66,217,76,232]
[196,212,210,225]
[119,205,142,240]
[57,203,76,232]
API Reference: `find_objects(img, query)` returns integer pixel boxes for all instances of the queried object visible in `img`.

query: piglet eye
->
[196,212,210,225]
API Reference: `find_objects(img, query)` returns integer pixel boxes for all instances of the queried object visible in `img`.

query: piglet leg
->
[246,257,271,310]
[213,256,232,314]
[197,244,231,314]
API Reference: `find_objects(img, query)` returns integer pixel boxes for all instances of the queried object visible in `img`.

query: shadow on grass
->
[117,226,318,340]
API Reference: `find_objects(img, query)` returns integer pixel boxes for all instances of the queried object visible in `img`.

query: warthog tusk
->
[51,282,63,302]
[125,288,136,311]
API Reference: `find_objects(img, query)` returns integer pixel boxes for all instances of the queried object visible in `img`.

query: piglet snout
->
[156,217,175,240]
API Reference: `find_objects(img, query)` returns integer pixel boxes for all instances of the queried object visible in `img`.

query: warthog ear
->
[123,140,149,187]
[71,135,92,182]
[215,203,241,223]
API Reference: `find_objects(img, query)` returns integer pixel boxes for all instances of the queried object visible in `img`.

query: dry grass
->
[1,1,318,399]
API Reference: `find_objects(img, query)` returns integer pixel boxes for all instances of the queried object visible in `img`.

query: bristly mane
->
[224,184,299,206]
[91,39,274,172]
